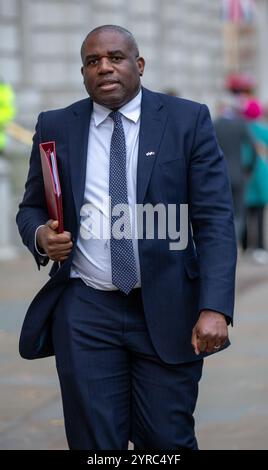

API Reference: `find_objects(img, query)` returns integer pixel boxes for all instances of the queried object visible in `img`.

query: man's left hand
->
[191,310,228,355]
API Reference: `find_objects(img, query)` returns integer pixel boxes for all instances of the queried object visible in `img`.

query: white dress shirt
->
[70,89,142,290]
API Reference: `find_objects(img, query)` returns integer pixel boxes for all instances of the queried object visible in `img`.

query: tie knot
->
[109,111,122,124]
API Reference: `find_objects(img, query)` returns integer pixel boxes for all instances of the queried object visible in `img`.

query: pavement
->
[197,254,268,450]
[0,248,268,450]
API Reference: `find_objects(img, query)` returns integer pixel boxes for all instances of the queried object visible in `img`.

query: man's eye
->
[87,59,98,66]
[111,57,122,62]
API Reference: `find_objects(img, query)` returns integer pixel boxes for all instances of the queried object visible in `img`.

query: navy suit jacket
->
[16,87,237,364]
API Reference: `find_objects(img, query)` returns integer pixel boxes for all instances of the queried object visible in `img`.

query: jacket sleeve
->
[189,104,237,323]
[16,113,50,269]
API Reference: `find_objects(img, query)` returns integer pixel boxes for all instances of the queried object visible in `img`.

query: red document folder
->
[39,141,64,233]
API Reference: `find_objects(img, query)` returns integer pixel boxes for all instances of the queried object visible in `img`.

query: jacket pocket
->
[158,155,183,166]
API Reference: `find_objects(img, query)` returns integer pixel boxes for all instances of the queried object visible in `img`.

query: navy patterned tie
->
[109,111,138,294]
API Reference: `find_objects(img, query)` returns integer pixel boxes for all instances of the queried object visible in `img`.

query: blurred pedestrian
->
[0,78,16,156]
[214,99,257,242]
[242,99,268,263]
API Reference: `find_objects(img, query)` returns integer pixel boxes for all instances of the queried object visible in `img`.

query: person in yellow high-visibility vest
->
[0,79,16,155]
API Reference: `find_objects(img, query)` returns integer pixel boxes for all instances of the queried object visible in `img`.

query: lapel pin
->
[146,151,155,157]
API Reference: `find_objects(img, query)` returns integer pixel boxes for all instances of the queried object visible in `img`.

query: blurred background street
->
[1,250,268,450]
[1,0,268,450]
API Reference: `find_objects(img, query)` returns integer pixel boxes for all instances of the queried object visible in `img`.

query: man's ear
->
[81,66,84,76]
[137,57,145,77]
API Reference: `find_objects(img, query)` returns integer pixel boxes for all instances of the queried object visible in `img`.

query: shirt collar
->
[93,88,142,127]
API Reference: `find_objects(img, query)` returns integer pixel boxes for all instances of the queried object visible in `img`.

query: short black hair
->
[80,25,140,63]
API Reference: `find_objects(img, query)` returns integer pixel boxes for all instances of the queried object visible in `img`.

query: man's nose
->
[98,57,114,74]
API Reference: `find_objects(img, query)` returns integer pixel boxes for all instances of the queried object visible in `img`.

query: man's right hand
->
[36,220,73,262]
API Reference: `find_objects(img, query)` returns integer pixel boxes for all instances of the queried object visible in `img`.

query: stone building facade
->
[0,0,226,132]
[1,0,268,133]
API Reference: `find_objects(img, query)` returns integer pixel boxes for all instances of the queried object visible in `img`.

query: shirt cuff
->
[34,225,48,257]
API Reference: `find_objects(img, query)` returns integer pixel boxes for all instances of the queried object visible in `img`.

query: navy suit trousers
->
[52,278,203,450]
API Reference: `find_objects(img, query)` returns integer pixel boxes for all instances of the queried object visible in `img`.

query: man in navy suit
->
[16,25,237,450]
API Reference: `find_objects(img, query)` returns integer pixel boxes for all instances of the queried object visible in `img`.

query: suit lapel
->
[68,98,92,221]
[137,88,168,204]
